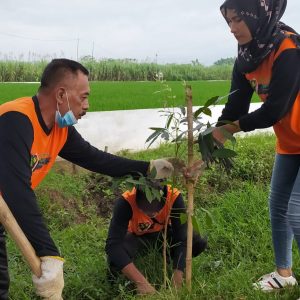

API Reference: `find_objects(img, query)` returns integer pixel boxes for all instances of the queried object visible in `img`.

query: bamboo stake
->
[185,85,194,291]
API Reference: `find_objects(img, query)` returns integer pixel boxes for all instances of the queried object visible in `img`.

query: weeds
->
[7,134,300,299]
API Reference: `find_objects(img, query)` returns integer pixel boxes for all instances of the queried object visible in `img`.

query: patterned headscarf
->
[220,0,300,73]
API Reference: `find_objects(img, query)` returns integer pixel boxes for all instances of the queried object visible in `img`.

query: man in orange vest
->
[105,180,207,295]
[0,58,175,300]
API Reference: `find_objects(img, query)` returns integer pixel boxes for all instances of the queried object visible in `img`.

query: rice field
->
[0,80,259,111]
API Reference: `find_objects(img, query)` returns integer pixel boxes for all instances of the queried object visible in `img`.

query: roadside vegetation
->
[7,134,300,299]
[0,58,233,82]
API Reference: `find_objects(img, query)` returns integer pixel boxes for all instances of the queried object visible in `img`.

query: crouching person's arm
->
[122,263,155,295]
[32,256,64,300]
[105,197,156,295]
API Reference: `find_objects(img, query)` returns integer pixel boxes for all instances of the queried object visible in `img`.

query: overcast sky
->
[1,0,299,65]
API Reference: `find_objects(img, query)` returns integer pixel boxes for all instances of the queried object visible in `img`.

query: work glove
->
[149,159,174,179]
[32,256,64,300]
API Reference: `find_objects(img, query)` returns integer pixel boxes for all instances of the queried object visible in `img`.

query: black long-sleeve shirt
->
[0,96,149,257]
[105,193,188,271]
[218,49,300,131]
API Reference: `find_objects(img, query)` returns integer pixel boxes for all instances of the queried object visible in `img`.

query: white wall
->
[74,103,274,153]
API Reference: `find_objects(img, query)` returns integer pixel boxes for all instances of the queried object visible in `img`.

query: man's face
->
[62,71,90,120]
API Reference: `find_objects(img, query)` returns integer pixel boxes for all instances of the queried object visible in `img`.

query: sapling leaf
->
[172,132,185,142]
[201,126,215,136]
[146,132,162,148]
[179,106,186,116]
[146,130,161,143]
[203,96,220,108]
[212,148,237,159]
[194,106,211,118]
[180,117,188,124]
[149,166,157,179]
[201,107,212,117]
[125,178,146,185]
[149,127,166,131]
[145,185,154,203]
[219,127,237,144]
[166,114,174,129]
[161,131,170,141]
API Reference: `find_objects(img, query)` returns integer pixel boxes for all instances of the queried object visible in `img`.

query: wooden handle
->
[0,195,42,277]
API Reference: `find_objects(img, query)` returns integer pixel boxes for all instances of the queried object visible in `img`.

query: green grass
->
[8,134,298,300]
[0,80,260,111]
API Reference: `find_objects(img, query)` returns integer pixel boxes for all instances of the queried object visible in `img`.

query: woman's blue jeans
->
[269,153,300,269]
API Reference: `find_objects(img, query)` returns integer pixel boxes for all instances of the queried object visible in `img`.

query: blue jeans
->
[269,154,300,269]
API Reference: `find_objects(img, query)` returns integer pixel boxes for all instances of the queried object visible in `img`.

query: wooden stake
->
[0,195,42,277]
[185,85,194,291]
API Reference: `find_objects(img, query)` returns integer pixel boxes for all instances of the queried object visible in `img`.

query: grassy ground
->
[6,133,300,299]
[0,80,259,111]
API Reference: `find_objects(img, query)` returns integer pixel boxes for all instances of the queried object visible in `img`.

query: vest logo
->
[138,222,154,232]
[30,153,51,172]
[249,78,269,95]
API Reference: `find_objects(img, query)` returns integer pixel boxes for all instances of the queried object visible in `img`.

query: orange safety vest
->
[123,185,180,235]
[245,35,300,154]
[0,97,68,189]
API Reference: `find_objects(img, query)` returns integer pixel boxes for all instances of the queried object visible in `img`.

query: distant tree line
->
[0,57,235,82]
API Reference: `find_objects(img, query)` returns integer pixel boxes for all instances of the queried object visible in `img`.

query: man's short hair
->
[39,58,89,90]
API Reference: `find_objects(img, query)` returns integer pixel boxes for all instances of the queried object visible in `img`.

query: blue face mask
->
[55,91,78,128]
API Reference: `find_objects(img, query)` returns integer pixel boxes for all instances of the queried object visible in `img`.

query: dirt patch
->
[46,160,124,220]
[82,173,123,218]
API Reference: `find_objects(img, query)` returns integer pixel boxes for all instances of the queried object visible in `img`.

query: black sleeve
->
[59,126,149,177]
[169,194,188,272]
[239,49,300,131]
[0,112,59,257]
[218,60,254,125]
[105,198,133,270]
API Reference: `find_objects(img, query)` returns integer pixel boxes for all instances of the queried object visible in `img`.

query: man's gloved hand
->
[32,256,64,300]
[149,159,174,179]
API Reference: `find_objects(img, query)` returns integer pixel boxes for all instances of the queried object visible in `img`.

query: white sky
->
[0,0,299,65]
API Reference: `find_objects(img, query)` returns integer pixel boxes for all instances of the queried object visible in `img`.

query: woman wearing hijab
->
[212,0,300,292]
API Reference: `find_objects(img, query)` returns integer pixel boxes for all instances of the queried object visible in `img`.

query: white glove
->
[32,256,64,300]
[149,159,174,179]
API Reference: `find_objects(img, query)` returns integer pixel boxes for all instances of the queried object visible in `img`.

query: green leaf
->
[194,106,212,118]
[161,131,170,141]
[146,132,161,148]
[145,186,154,203]
[180,213,187,224]
[212,148,237,158]
[179,106,186,116]
[219,127,237,144]
[201,127,215,136]
[148,127,166,131]
[146,130,160,143]
[200,207,214,228]
[166,114,174,129]
[149,166,157,179]
[192,216,201,234]
[204,96,220,108]
[125,178,146,185]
